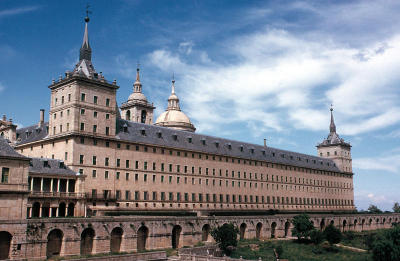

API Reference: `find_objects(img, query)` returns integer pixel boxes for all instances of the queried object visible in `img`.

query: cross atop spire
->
[79,6,92,61]
[330,104,336,133]
[133,66,142,93]
[171,73,176,94]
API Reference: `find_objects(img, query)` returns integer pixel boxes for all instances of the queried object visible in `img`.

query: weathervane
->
[85,3,92,22]
[330,103,333,111]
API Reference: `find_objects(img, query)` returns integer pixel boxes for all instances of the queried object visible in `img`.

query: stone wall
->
[0,213,399,260]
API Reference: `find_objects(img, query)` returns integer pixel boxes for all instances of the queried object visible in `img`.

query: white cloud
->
[179,41,194,55]
[0,6,39,18]
[147,28,400,136]
[0,83,5,93]
[354,153,400,173]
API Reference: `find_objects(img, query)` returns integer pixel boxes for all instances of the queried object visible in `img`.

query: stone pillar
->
[30,177,34,191]
[66,179,69,193]
[29,207,32,218]
[50,178,53,192]
[57,179,60,192]
[39,207,43,218]
[56,207,59,217]
[40,178,43,192]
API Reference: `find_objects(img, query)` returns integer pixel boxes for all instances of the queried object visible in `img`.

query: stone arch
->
[271,222,277,238]
[80,228,95,255]
[0,231,12,260]
[32,202,40,218]
[202,224,211,242]
[284,221,290,237]
[239,223,246,240]
[58,202,66,217]
[137,226,149,251]
[342,220,347,232]
[320,219,326,231]
[353,219,358,231]
[172,225,182,249]
[311,220,314,227]
[47,229,63,258]
[256,222,262,239]
[67,202,75,217]
[330,220,334,225]
[126,110,131,121]
[110,227,123,253]
[369,218,373,226]
[361,219,366,231]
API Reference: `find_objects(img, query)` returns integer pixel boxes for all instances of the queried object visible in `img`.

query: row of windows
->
[81,156,353,188]
[53,109,110,120]
[54,93,110,107]
[77,137,350,179]
[93,189,353,206]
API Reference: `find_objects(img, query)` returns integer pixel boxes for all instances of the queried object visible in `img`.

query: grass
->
[231,239,373,261]
[341,230,387,250]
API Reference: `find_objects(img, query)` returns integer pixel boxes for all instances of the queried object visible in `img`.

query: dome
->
[155,110,196,132]
[128,92,148,102]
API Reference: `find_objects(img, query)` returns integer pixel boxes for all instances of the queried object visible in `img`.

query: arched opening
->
[137,226,149,251]
[271,222,277,238]
[330,220,334,225]
[42,202,50,218]
[202,224,211,242]
[67,203,75,217]
[320,219,326,231]
[239,223,246,240]
[47,229,63,258]
[58,202,66,217]
[32,202,40,218]
[141,110,147,123]
[284,221,290,237]
[0,231,12,260]
[126,110,131,121]
[110,227,123,253]
[361,219,365,231]
[171,225,182,249]
[342,220,347,232]
[256,223,262,239]
[353,219,358,231]
[80,228,95,255]
[369,219,373,226]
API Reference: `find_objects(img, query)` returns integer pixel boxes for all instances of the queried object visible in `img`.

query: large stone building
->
[0,15,385,260]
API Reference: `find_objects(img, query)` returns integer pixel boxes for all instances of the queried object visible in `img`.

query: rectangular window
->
[135,161,139,169]
[94,96,98,104]
[92,156,97,165]
[106,114,110,119]
[126,173,130,180]
[144,174,147,182]
[105,171,109,179]
[105,127,110,135]
[1,168,9,183]
[126,160,130,168]
[116,172,120,179]
[81,93,86,101]
[161,192,165,201]
[152,191,157,200]
[144,161,147,170]
[185,193,189,201]
[161,163,165,172]
[92,170,97,178]
[80,123,85,131]
[116,190,121,199]
[117,159,120,167]
[105,157,109,166]
[79,155,84,164]
[93,111,97,118]
[125,191,130,200]
[93,125,97,133]
[169,164,172,172]
[135,191,139,200]
[106,98,110,106]
[144,191,148,200]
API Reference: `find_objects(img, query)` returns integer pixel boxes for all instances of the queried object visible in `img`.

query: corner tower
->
[48,15,119,138]
[155,77,195,132]
[120,68,155,124]
[317,106,352,173]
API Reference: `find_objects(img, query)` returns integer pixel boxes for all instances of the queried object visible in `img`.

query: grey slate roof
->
[15,123,48,145]
[0,137,28,159]
[116,119,341,172]
[29,158,77,176]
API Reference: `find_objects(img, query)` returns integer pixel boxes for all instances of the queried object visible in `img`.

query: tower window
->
[106,98,110,107]
[141,110,147,123]
[81,93,86,101]
[80,123,85,131]
[93,96,98,104]
[106,114,110,119]
[93,111,97,118]
[1,168,9,183]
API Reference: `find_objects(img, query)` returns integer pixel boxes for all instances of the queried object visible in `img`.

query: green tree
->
[291,214,314,241]
[211,223,239,256]
[310,229,324,245]
[368,204,383,214]
[323,224,342,245]
[393,202,400,213]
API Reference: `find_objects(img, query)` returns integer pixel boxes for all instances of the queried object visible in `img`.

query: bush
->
[275,245,283,258]
[310,229,324,245]
[323,224,342,245]
[343,231,355,241]
[371,225,400,261]
[291,214,314,241]
[211,223,239,256]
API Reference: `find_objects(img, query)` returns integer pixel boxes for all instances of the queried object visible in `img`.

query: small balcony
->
[29,191,85,199]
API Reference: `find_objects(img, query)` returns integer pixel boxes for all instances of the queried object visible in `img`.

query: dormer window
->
[29,160,33,167]
[201,138,206,145]
[313,160,316,164]
[187,137,192,143]
[172,134,178,141]
[272,152,275,157]
[281,154,285,158]
[59,162,65,169]
[240,145,243,152]
[215,141,219,148]
[227,143,232,150]
[250,148,254,154]
[140,128,146,136]
[290,155,293,160]
[43,160,50,168]
[123,124,128,133]
[157,131,162,138]
[262,150,266,155]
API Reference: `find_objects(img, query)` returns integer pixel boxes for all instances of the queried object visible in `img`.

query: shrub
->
[211,223,239,256]
[310,229,324,245]
[323,224,342,245]
[291,214,314,241]
[371,225,400,261]
[343,231,355,241]
[275,245,283,258]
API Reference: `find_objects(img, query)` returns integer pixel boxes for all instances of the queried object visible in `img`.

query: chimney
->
[39,109,45,127]
[264,138,267,147]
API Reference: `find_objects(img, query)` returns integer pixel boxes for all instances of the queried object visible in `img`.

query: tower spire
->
[79,6,92,61]
[133,65,142,93]
[171,73,175,94]
[330,104,336,133]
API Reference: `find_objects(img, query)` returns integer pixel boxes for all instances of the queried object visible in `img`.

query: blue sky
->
[1,0,399,211]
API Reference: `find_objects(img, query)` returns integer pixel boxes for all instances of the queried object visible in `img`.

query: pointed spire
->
[79,13,92,61]
[330,104,336,133]
[167,75,180,110]
[133,65,142,93]
[171,73,176,94]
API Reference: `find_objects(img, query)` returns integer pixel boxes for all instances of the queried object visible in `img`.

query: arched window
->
[0,231,12,260]
[141,110,147,123]
[125,110,131,121]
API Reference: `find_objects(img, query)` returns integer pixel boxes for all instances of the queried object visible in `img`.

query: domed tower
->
[317,106,352,173]
[155,77,196,132]
[120,68,155,124]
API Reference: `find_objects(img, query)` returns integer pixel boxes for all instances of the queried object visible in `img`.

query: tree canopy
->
[291,214,314,241]
[211,223,239,256]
